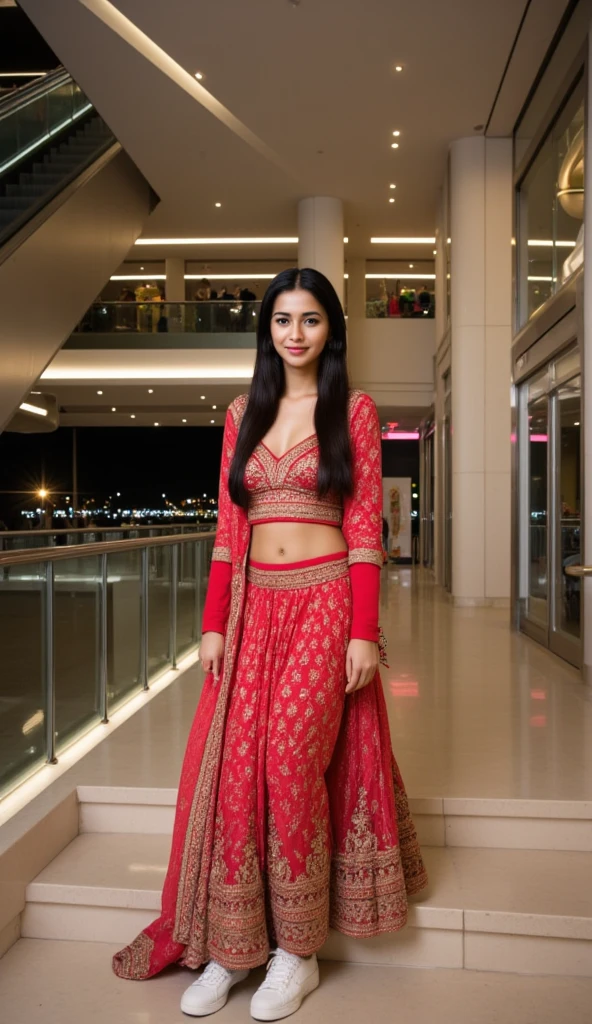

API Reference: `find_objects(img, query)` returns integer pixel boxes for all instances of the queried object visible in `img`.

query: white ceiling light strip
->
[371,237,436,244]
[136,237,299,245]
[527,239,576,247]
[366,273,435,280]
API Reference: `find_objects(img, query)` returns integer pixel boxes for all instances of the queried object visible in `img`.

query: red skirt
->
[113,552,427,979]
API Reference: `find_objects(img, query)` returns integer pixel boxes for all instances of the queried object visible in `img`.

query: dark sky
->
[0,426,224,527]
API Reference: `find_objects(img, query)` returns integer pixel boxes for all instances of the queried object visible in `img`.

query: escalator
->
[0,68,157,434]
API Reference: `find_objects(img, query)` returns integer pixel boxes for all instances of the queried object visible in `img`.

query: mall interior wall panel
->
[347,319,436,405]
[583,24,592,684]
[0,150,153,434]
[449,137,513,603]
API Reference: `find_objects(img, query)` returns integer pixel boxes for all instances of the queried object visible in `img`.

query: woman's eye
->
[275,317,289,325]
[305,318,320,326]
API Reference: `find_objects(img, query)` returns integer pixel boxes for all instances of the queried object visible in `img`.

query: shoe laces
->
[197,960,232,987]
[261,949,301,991]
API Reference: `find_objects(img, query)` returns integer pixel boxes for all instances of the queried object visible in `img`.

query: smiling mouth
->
[286,347,307,353]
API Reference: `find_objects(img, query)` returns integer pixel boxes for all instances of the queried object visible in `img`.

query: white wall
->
[348,317,435,407]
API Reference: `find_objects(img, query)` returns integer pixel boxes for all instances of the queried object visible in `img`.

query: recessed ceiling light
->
[392,131,400,137]
[215,202,222,208]
[394,65,403,72]
[433,249,437,254]
[136,237,298,245]
[371,237,436,244]
[112,407,117,412]
[210,419,215,423]
[212,405,217,409]
[131,414,136,419]
[182,418,187,423]
[148,388,154,393]
[97,390,103,395]
[409,264,414,268]
[391,142,399,149]
[389,198,395,203]
[389,183,396,189]
[195,71,204,80]
[154,422,160,426]
[140,266,145,271]
[201,395,206,399]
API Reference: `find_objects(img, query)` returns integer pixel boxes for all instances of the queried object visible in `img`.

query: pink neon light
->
[382,431,420,441]
[530,689,547,701]
[530,434,548,442]
[529,714,547,728]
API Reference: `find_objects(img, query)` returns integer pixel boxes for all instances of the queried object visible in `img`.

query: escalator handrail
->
[0,66,71,121]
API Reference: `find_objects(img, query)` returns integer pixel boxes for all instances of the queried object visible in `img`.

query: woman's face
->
[270,288,330,369]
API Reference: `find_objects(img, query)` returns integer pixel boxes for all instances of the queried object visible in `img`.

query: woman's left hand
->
[345,639,380,694]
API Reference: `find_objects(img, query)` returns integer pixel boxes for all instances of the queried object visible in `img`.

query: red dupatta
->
[112,389,427,981]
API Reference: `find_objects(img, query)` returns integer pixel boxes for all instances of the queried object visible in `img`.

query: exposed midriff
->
[249,521,347,563]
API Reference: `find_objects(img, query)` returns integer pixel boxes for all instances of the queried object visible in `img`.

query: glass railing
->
[0,524,216,553]
[366,294,435,318]
[0,530,215,797]
[0,67,92,176]
[73,300,261,335]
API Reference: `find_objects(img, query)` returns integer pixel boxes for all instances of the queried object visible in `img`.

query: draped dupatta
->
[112,389,427,981]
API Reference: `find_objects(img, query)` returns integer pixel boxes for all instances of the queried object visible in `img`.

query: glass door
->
[517,349,581,666]
[551,373,581,660]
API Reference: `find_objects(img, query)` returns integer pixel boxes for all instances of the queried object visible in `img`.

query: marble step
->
[21,832,592,977]
[2,938,592,1024]
[77,785,592,851]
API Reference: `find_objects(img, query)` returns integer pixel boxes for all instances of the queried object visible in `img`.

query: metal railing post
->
[140,547,149,690]
[99,552,108,721]
[170,543,179,669]
[44,562,57,764]
[195,541,203,642]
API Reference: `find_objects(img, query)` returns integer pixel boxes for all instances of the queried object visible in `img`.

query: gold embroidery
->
[112,932,155,979]
[246,556,349,590]
[267,810,331,955]
[347,547,384,567]
[212,545,232,562]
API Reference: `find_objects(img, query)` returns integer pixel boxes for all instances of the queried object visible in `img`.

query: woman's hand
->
[345,639,379,694]
[199,631,225,684]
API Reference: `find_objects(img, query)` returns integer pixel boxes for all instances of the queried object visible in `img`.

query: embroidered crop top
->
[244,434,343,527]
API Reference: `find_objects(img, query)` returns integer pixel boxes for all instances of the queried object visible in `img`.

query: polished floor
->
[2,939,592,1024]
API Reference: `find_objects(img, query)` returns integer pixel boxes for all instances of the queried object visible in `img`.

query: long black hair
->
[228,267,354,509]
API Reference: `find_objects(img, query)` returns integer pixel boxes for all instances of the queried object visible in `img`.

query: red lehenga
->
[113,390,428,980]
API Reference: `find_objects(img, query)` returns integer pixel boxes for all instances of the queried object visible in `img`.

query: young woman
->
[113,268,428,1020]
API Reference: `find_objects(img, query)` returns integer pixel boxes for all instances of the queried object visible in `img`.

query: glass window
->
[516,76,584,327]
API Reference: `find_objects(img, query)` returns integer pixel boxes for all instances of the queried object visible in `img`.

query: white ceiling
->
[19,0,570,262]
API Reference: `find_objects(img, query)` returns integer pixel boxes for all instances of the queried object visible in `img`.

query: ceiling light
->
[527,239,576,247]
[365,273,436,279]
[131,415,135,419]
[148,389,154,393]
[409,263,414,268]
[210,419,215,423]
[433,249,437,255]
[140,266,145,271]
[389,198,395,203]
[215,202,222,208]
[391,143,399,149]
[97,390,103,395]
[195,71,204,80]
[574,421,580,426]
[154,422,160,426]
[135,237,298,245]
[111,275,166,281]
[389,183,396,189]
[212,405,217,409]
[394,65,403,72]
[185,273,274,280]
[182,418,187,423]
[343,237,349,243]
[371,237,436,244]
[392,131,400,137]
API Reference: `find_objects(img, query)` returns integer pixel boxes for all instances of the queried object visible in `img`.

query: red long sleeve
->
[348,561,381,643]
[201,559,232,636]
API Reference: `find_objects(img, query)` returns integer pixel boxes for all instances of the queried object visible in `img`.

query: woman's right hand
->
[199,630,225,683]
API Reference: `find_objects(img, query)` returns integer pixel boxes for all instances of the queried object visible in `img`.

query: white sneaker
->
[250,948,319,1021]
[180,960,250,1016]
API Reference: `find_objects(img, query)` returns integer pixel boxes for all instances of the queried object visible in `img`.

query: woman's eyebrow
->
[273,310,323,317]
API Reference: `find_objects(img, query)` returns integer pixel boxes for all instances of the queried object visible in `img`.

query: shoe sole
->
[250,968,320,1021]
[181,969,250,1016]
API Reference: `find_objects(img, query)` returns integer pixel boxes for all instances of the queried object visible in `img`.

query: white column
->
[298,197,344,303]
[345,256,366,380]
[582,27,592,682]
[165,257,185,302]
[449,136,513,605]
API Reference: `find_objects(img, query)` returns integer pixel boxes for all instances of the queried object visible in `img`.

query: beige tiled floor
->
[1,938,592,1024]
[2,567,592,858]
